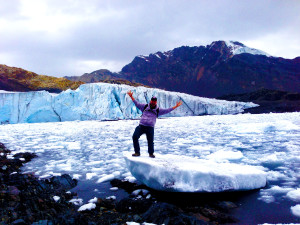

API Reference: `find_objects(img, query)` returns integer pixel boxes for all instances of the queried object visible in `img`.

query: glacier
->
[0,83,257,124]
[124,152,267,192]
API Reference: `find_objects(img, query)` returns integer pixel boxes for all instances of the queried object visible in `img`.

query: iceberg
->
[0,83,258,124]
[124,152,267,192]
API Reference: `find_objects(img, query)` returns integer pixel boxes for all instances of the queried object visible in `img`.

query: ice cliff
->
[0,83,258,124]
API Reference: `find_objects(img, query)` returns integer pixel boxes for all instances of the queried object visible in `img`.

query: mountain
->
[0,64,84,93]
[218,88,300,114]
[119,41,300,98]
[65,69,148,87]
[0,83,257,124]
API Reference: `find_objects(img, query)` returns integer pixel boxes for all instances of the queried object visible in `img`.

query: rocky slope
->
[218,89,300,113]
[0,64,84,93]
[65,69,148,87]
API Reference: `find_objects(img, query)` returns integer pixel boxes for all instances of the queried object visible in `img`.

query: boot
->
[132,153,140,157]
[149,154,155,158]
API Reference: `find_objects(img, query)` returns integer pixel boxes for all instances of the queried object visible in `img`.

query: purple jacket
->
[133,100,174,127]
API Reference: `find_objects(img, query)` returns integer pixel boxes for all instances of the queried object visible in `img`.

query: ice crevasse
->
[0,83,258,124]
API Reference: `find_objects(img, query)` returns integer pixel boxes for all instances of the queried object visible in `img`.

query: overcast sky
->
[0,0,299,77]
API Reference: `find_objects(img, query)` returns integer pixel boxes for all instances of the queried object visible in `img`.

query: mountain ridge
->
[66,40,300,98]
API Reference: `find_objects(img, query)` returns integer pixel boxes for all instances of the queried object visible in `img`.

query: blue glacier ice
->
[0,83,258,124]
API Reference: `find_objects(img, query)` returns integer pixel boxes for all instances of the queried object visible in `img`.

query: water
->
[0,112,299,224]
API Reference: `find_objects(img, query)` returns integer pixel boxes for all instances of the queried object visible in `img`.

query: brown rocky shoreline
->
[0,142,239,224]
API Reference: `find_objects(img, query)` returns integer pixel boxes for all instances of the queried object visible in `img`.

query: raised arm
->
[172,100,183,110]
[127,90,146,111]
[127,90,135,101]
[159,100,183,116]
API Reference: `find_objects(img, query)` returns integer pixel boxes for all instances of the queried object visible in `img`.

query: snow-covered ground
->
[0,112,299,223]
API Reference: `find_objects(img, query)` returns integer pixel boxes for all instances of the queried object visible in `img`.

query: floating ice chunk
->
[261,185,293,195]
[69,198,83,206]
[91,168,104,172]
[124,152,267,192]
[110,187,118,191]
[86,173,97,180]
[291,204,300,217]
[132,189,149,196]
[96,174,115,183]
[73,174,82,179]
[88,197,98,203]
[206,150,243,161]
[126,222,139,225]
[86,160,104,166]
[65,141,81,150]
[259,185,294,203]
[258,195,275,204]
[125,176,137,183]
[53,196,60,202]
[266,171,287,181]
[106,196,116,200]
[78,203,96,211]
[112,171,121,177]
[287,188,300,202]
[126,223,156,225]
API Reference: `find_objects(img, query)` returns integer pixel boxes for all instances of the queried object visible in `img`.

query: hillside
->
[0,64,84,93]
[119,41,300,98]
[65,69,149,87]
[218,89,300,113]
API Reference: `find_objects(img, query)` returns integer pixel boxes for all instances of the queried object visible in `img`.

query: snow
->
[0,112,299,218]
[0,83,257,124]
[290,205,300,217]
[225,41,271,57]
[0,90,16,93]
[125,152,266,192]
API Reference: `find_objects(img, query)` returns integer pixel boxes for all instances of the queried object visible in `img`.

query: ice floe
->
[124,152,267,192]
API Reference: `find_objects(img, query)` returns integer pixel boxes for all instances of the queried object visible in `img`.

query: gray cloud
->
[0,0,299,77]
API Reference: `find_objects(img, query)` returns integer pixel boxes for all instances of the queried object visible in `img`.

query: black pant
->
[132,125,154,155]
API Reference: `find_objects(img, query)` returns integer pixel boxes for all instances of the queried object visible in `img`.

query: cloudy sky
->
[0,0,299,77]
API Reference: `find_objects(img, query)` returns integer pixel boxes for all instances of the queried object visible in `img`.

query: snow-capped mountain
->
[224,41,270,57]
[65,40,300,99]
[0,83,257,124]
[119,41,300,98]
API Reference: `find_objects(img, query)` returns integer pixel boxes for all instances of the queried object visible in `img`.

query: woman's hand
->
[173,100,183,109]
[127,90,135,100]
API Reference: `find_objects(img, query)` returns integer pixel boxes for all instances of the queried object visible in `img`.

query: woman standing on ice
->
[127,90,182,158]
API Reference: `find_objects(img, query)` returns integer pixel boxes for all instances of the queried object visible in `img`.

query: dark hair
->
[151,96,157,101]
